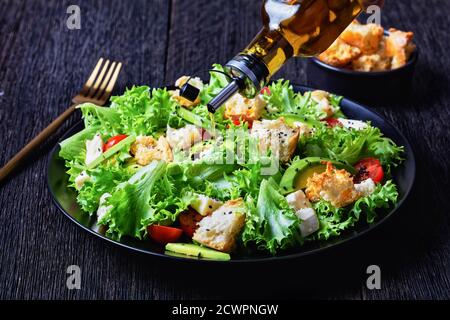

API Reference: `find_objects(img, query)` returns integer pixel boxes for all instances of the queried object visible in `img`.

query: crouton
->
[224,93,266,122]
[340,21,384,54]
[385,28,416,69]
[166,124,202,151]
[192,199,246,253]
[251,118,300,162]
[130,135,173,165]
[318,38,362,67]
[351,53,392,71]
[170,76,204,109]
[305,162,359,208]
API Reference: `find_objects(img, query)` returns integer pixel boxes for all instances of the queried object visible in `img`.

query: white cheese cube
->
[355,178,376,197]
[285,189,311,211]
[85,134,103,166]
[296,208,320,237]
[74,171,90,190]
[337,118,369,130]
[191,194,222,216]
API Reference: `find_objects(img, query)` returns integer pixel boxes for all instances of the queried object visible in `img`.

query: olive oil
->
[208,0,373,113]
[245,0,365,78]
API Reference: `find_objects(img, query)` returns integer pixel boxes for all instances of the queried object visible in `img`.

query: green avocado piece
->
[165,243,231,261]
[87,135,136,169]
[279,157,355,195]
[279,114,322,128]
[176,106,212,130]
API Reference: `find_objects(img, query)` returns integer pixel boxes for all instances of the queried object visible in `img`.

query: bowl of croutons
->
[307,21,418,104]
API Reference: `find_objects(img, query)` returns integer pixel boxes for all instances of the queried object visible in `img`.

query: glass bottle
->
[208,0,377,113]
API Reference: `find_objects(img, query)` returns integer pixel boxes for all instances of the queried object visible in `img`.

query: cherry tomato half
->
[324,118,342,128]
[147,225,183,245]
[229,115,253,129]
[103,134,128,152]
[179,209,203,237]
[354,158,384,184]
[260,86,271,95]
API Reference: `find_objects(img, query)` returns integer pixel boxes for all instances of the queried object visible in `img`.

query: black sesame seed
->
[208,205,212,209]
[206,229,210,231]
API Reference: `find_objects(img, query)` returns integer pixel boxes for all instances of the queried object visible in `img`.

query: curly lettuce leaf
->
[310,180,399,240]
[302,125,404,167]
[59,125,100,163]
[99,161,167,240]
[242,179,300,254]
[78,103,122,136]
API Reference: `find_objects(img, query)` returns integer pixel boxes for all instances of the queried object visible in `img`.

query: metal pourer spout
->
[207,78,243,113]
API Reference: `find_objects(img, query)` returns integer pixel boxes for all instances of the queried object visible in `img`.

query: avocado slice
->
[87,135,136,169]
[279,157,355,195]
[279,114,322,128]
[165,243,231,261]
[176,106,212,130]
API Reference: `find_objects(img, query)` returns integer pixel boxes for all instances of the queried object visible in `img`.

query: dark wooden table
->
[1,0,449,300]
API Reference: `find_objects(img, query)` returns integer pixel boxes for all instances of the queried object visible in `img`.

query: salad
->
[59,65,404,260]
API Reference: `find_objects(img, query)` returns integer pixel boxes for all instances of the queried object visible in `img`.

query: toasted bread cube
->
[251,118,300,162]
[191,194,223,216]
[224,93,266,122]
[130,136,173,165]
[192,199,246,253]
[340,21,384,54]
[166,124,202,151]
[351,53,391,71]
[319,38,362,67]
[385,28,416,69]
[170,76,204,109]
[306,162,359,208]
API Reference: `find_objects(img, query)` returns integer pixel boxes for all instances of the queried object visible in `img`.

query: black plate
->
[47,85,416,263]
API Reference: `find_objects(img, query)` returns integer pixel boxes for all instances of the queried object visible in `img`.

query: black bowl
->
[47,84,415,263]
[307,42,418,104]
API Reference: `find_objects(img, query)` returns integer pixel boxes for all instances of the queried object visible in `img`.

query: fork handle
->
[0,104,78,183]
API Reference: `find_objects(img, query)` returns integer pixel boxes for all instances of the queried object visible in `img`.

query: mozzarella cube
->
[96,193,112,221]
[74,171,90,190]
[355,178,376,197]
[191,194,222,216]
[296,208,320,237]
[337,118,368,130]
[85,134,103,166]
[285,190,311,211]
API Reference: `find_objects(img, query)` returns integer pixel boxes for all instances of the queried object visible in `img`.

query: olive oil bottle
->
[208,0,374,112]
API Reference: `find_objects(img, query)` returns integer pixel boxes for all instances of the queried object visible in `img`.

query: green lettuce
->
[301,125,404,167]
[310,180,399,241]
[242,179,300,254]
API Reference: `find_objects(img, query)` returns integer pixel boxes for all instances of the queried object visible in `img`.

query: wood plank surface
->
[0,0,449,299]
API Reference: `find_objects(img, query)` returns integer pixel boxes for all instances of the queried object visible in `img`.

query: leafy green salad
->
[59,65,404,260]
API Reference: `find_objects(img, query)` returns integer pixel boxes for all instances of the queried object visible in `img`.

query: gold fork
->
[0,58,123,182]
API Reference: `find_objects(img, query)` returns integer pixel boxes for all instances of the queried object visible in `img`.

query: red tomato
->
[179,209,203,237]
[230,115,253,129]
[260,86,271,95]
[103,134,128,152]
[354,158,384,184]
[324,118,342,128]
[147,225,183,245]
